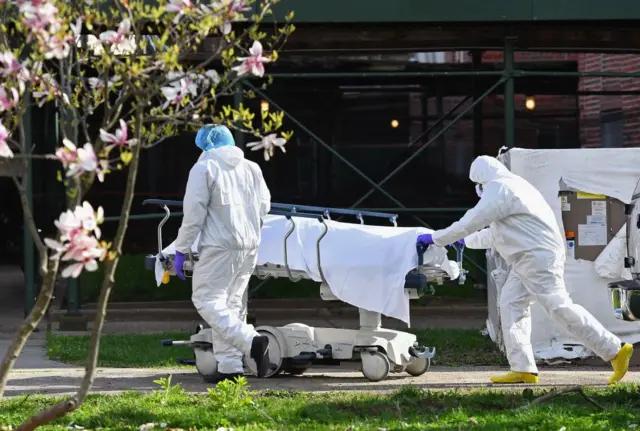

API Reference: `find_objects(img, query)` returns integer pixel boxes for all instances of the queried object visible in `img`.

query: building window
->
[600,110,624,148]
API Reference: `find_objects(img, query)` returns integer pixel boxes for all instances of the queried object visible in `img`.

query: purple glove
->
[417,233,434,247]
[451,238,465,247]
[174,251,186,280]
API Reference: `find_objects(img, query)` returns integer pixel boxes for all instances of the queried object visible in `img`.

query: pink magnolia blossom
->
[31,72,69,107]
[0,52,29,93]
[225,0,251,16]
[74,201,104,238]
[59,236,106,278]
[160,78,190,110]
[69,17,83,39]
[88,75,120,91]
[45,231,106,278]
[0,86,19,112]
[165,72,198,95]
[100,119,138,151]
[0,122,12,159]
[201,69,220,87]
[167,0,194,12]
[99,19,133,51]
[166,0,194,23]
[16,0,52,9]
[215,0,250,34]
[0,51,27,79]
[43,34,70,60]
[52,210,82,244]
[66,143,98,178]
[57,139,107,182]
[96,159,109,182]
[45,202,107,278]
[19,1,58,36]
[246,133,286,161]
[232,41,270,77]
[87,77,103,90]
[55,138,79,169]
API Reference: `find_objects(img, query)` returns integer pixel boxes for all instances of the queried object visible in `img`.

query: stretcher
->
[142,199,465,382]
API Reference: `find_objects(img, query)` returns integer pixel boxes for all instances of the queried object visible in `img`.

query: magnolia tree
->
[0,0,293,427]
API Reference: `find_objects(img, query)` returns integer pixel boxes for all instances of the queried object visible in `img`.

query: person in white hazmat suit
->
[173,124,272,383]
[417,155,634,384]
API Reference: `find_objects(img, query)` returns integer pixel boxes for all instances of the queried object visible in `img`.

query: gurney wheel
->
[245,326,284,378]
[361,350,390,382]
[194,348,217,377]
[405,357,430,377]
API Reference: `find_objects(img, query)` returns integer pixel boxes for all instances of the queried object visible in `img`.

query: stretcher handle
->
[453,242,465,263]
[271,203,398,226]
[453,242,467,285]
[281,216,304,283]
[270,210,324,221]
[142,199,184,208]
[416,243,429,267]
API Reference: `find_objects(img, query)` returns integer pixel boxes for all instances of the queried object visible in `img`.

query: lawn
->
[2,380,640,430]
[46,328,507,368]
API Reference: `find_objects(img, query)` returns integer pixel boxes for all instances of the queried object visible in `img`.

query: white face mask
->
[475,184,483,198]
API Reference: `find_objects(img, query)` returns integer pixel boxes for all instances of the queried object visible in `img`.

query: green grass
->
[46,329,507,368]
[2,381,640,430]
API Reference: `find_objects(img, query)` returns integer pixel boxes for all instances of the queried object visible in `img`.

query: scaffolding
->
[14,14,640,316]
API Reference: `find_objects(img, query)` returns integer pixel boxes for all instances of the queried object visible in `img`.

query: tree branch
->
[517,386,606,411]
[16,109,145,431]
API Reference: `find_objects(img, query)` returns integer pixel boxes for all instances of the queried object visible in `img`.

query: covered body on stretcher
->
[142,199,464,382]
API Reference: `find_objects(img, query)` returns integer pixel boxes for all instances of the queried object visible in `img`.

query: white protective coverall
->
[174,145,271,374]
[432,156,622,373]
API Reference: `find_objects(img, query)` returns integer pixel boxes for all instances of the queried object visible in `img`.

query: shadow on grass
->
[411,328,507,367]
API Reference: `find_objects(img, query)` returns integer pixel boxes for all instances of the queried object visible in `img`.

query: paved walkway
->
[5,365,639,397]
[0,333,74,370]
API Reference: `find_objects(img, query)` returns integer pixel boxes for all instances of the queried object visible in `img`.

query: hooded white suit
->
[174,145,271,374]
[432,156,622,373]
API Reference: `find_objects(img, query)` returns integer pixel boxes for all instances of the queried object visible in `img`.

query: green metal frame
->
[30,35,640,315]
[269,0,640,23]
[245,80,499,277]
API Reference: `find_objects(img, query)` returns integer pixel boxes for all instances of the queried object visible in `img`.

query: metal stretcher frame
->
[141,199,449,292]
[141,198,468,379]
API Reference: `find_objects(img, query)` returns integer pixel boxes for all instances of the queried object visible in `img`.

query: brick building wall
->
[444,50,640,149]
[578,54,640,148]
[411,51,580,177]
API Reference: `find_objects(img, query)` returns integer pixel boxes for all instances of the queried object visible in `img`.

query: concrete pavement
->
[4,365,639,397]
[0,334,74,370]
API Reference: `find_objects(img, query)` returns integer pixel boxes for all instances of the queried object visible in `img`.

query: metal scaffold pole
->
[504,37,516,149]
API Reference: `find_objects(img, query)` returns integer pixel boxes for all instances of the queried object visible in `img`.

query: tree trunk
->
[16,122,144,431]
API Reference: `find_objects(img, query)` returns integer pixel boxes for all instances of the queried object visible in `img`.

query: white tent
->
[485,147,640,362]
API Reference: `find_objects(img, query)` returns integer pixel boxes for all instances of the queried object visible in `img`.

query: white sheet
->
[594,224,632,280]
[491,148,640,361]
[154,214,459,325]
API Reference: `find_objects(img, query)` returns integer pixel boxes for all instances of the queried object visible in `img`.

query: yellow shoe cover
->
[609,343,634,385]
[490,371,539,384]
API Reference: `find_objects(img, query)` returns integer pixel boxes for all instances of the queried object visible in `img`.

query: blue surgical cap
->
[195,124,235,151]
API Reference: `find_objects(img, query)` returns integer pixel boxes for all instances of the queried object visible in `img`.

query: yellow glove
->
[162,270,170,284]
